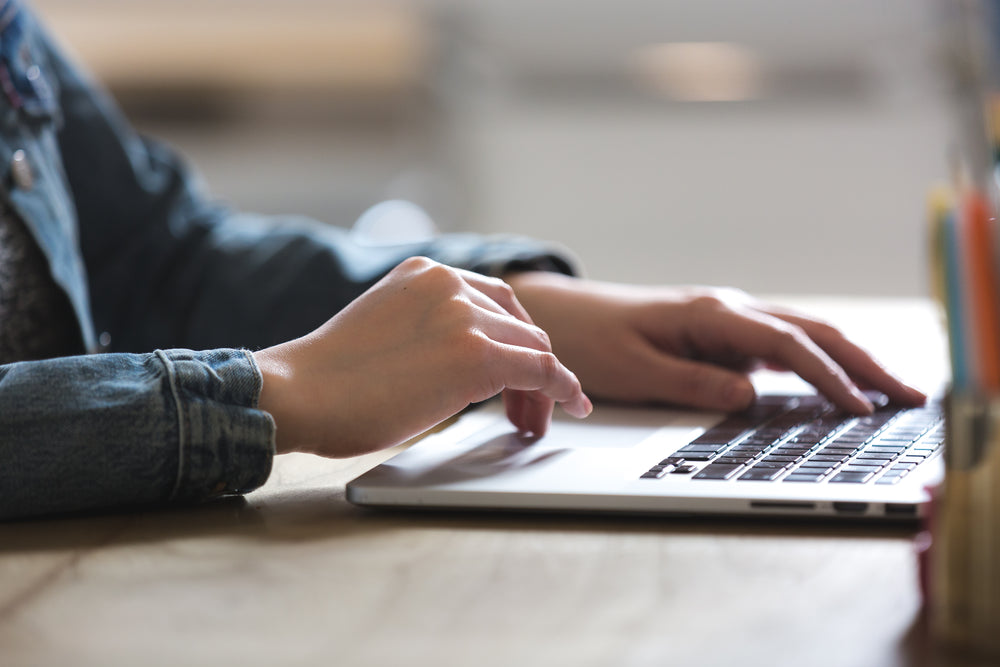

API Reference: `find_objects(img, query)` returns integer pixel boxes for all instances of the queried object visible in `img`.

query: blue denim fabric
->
[0,3,574,519]
[0,348,274,519]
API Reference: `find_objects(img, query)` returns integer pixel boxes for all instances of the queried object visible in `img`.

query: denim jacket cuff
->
[154,348,275,503]
[463,236,581,279]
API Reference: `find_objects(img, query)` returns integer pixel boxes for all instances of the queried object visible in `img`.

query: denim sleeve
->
[39,28,576,354]
[0,348,274,520]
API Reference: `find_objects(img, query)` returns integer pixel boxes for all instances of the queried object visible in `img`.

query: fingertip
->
[900,384,929,406]
[564,393,593,419]
[502,391,525,431]
[723,379,756,411]
[848,386,875,415]
[510,390,556,437]
[519,409,552,438]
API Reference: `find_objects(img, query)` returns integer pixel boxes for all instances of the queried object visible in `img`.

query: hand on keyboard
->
[505,273,927,414]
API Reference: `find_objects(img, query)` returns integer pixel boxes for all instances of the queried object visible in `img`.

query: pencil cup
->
[930,390,1000,656]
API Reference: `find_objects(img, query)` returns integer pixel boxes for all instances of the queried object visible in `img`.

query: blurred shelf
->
[32,0,430,100]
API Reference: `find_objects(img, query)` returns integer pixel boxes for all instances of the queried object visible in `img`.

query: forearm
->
[0,349,274,520]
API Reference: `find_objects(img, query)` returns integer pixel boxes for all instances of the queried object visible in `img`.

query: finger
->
[464,300,553,353]
[491,342,592,420]
[763,309,927,406]
[633,345,758,411]
[468,299,586,434]
[455,268,536,324]
[503,389,555,437]
[702,308,875,414]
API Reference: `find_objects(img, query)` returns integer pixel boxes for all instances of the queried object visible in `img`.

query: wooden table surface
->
[0,298,994,667]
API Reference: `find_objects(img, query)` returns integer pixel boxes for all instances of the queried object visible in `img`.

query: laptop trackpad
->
[375,403,708,484]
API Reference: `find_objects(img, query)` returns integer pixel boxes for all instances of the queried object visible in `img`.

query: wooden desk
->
[0,298,992,667]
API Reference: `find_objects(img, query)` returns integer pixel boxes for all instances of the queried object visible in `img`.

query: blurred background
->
[33,0,952,296]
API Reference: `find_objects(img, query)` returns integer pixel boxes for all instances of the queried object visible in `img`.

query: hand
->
[505,271,927,414]
[254,257,591,457]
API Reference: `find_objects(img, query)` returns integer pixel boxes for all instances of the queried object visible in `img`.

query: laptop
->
[346,304,945,522]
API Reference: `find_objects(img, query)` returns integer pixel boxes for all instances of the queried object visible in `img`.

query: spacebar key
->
[693,463,745,480]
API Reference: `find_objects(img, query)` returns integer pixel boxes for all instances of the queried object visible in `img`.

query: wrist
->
[503,270,575,300]
[253,347,298,455]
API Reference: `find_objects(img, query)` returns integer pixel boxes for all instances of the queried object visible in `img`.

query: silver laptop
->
[346,366,944,521]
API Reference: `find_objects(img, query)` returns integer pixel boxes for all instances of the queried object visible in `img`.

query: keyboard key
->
[740,436,777,447]
[673,451,716,461]
[688,435,741,447]
[760,455,800,463]
[728,446,766,457]
[659,457,686,466]
[678,444,725,454]
[751,460,789,469]
[856,412,898,429]
[855,454,896,465]
[693,463,745,480]
[842,464,883,473]
[783,472,826,483]
[690,427,744,445]
[811,454,850,463]
[715,455,755,465]
[738,467,785,481]
[866,445,908,453]
[832,435,868,445]
[817,447,857,456]
[829,471,875,483]
[640,462,679,479]
[771,446,812,456]
[796,461,837,470]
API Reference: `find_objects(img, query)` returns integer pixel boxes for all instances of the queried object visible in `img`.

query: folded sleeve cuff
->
[155,348,275,503]
[467,236,580,279]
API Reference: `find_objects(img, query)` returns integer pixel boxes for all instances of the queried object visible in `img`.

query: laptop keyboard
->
[639,394,943,484]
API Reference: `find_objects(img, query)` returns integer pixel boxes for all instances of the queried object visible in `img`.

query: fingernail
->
[567,394,593,419]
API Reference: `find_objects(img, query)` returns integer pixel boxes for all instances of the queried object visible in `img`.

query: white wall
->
[47,0,953,297]
[434,0,952,295]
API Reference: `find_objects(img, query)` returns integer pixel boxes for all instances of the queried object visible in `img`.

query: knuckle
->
[440,295,475,327]
[536,351,561,382]
[398,255,436,273]
[689,287,751,311]
[494,278,516,300]
[458,328,494,364]
[772,322,807,348]
[530,324,552,351]
[415,261,462,293]
[689,294,728,314]
[812,319,842,341]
